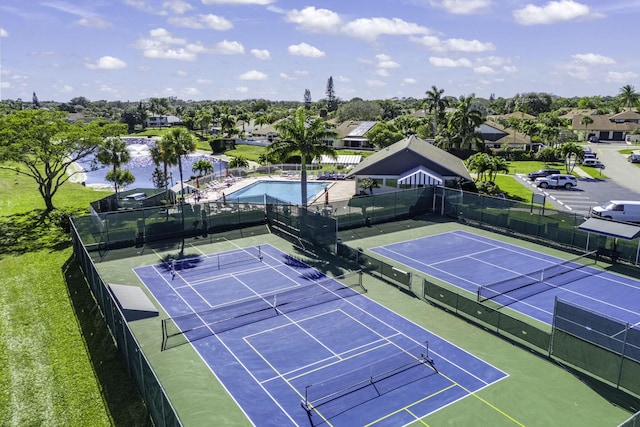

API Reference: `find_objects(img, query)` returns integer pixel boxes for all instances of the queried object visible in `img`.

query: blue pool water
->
[226,180,328,205]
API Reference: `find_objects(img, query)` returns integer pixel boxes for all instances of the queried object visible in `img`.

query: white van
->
[590,201,640,223]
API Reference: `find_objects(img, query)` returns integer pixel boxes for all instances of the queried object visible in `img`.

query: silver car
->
[535,174,577,189]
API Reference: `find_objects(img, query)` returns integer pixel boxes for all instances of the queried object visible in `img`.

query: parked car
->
[535,174,578,189]
[628,153,640,163]
[527,168,561,180]
[581,158,603,168]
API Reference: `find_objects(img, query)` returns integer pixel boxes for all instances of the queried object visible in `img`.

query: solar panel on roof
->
[347,121,376,137]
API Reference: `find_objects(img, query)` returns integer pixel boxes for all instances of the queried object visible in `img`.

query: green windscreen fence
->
[552,299,640,396]
[70,220,182,427]
[422,279,551,353]
[265,195,338,254]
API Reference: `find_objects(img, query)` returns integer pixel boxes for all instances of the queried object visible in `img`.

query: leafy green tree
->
[618,85,639,109]
[425,86,448,137]
[96,136,131,200]
[160,128,197,202]
[0,110,125,211]
[270,108,337,207]
[486,156,509,182]
[366,122,404,148]
[192,159,214,176]
[335,99,383,122]
[105,168,135,192]
[536,146,559,163]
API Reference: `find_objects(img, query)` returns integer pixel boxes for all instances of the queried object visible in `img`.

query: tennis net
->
[301,342,436,414]
[477,250,597,304]
[170,246,262,280]
[161,270,366,350]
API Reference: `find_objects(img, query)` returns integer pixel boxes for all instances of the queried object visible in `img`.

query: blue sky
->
[1,0,639,102]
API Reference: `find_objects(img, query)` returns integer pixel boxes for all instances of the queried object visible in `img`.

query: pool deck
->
[191,174,358,205]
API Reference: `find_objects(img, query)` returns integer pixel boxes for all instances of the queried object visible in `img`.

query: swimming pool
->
[225,180,328,205]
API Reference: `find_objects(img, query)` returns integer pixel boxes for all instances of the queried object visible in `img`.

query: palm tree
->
[149,141,179,193]
[160,127,197,203]
[559,142,584,173]
[96,136,131,201]
[192,159,214,177]
[228,156,249,169]
[448,94,484,150]
[270,108,337,208]
[487,156,510,182]
[425,86,448,137]
[618,85,639,110]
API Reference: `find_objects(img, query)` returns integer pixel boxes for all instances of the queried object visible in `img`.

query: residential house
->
[566,109,640,142]
[332,121,377,149]
[146,115,182,128]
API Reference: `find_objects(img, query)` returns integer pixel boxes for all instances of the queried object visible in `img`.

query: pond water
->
[77,137,224,189]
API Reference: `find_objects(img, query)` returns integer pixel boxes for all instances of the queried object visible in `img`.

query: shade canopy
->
[578,218,640,240]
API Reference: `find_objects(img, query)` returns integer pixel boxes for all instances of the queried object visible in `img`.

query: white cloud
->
[182,87,201,96]
[378,60,400,69]
[213,40,245,54]
[169,14,233,30]
[474,65,495,74]
[285,6,342,33]
[238,70,268,80]
[514,0,590,25]
[503,65,518,73]
[236,86,249,93]
[606,71,639,83]
[430,0,492,14]
[572,53,615,65]
[366,80,386,87]
[0,28,8,37]
[197,78,212,84]
[163,0,193,14]
[176,70,188,77]
[375,69,390,77]
[336,75,350,83]
[287,43,325,57]
[402,78,417,85]
[144,48,197,61]
[280,73,296,80]
[342,18,430,42]
[75,17,112,29]
[429,56,472,67]
[85,56,127,70]
[124,0,168,15]
[251,49,271,60]
[412,35,494,52]
[0,81,10,89]
[201,0,275,4]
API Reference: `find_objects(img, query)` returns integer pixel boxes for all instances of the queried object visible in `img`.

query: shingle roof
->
[345,135,472,181]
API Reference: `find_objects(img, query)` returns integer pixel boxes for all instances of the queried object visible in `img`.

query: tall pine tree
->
[304,89,312,110]
[325,76,337,112]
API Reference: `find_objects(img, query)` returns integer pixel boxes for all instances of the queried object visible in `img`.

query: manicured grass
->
[506,160,566,175]
[0,168,150,426]
[224,144,267,163]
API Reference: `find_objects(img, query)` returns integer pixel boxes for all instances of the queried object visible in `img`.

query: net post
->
[161,319,167,351]
[301,386,311,414]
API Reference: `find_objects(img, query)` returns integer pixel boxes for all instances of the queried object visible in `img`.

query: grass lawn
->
[0,168,150,426]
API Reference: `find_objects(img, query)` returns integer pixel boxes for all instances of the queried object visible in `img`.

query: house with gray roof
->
[345,135,473,192]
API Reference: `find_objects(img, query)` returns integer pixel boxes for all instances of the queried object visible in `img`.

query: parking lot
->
[519,142,640,216]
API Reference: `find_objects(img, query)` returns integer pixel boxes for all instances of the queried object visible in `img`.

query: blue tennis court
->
[372,230,640,326]
[134,244,507,426]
